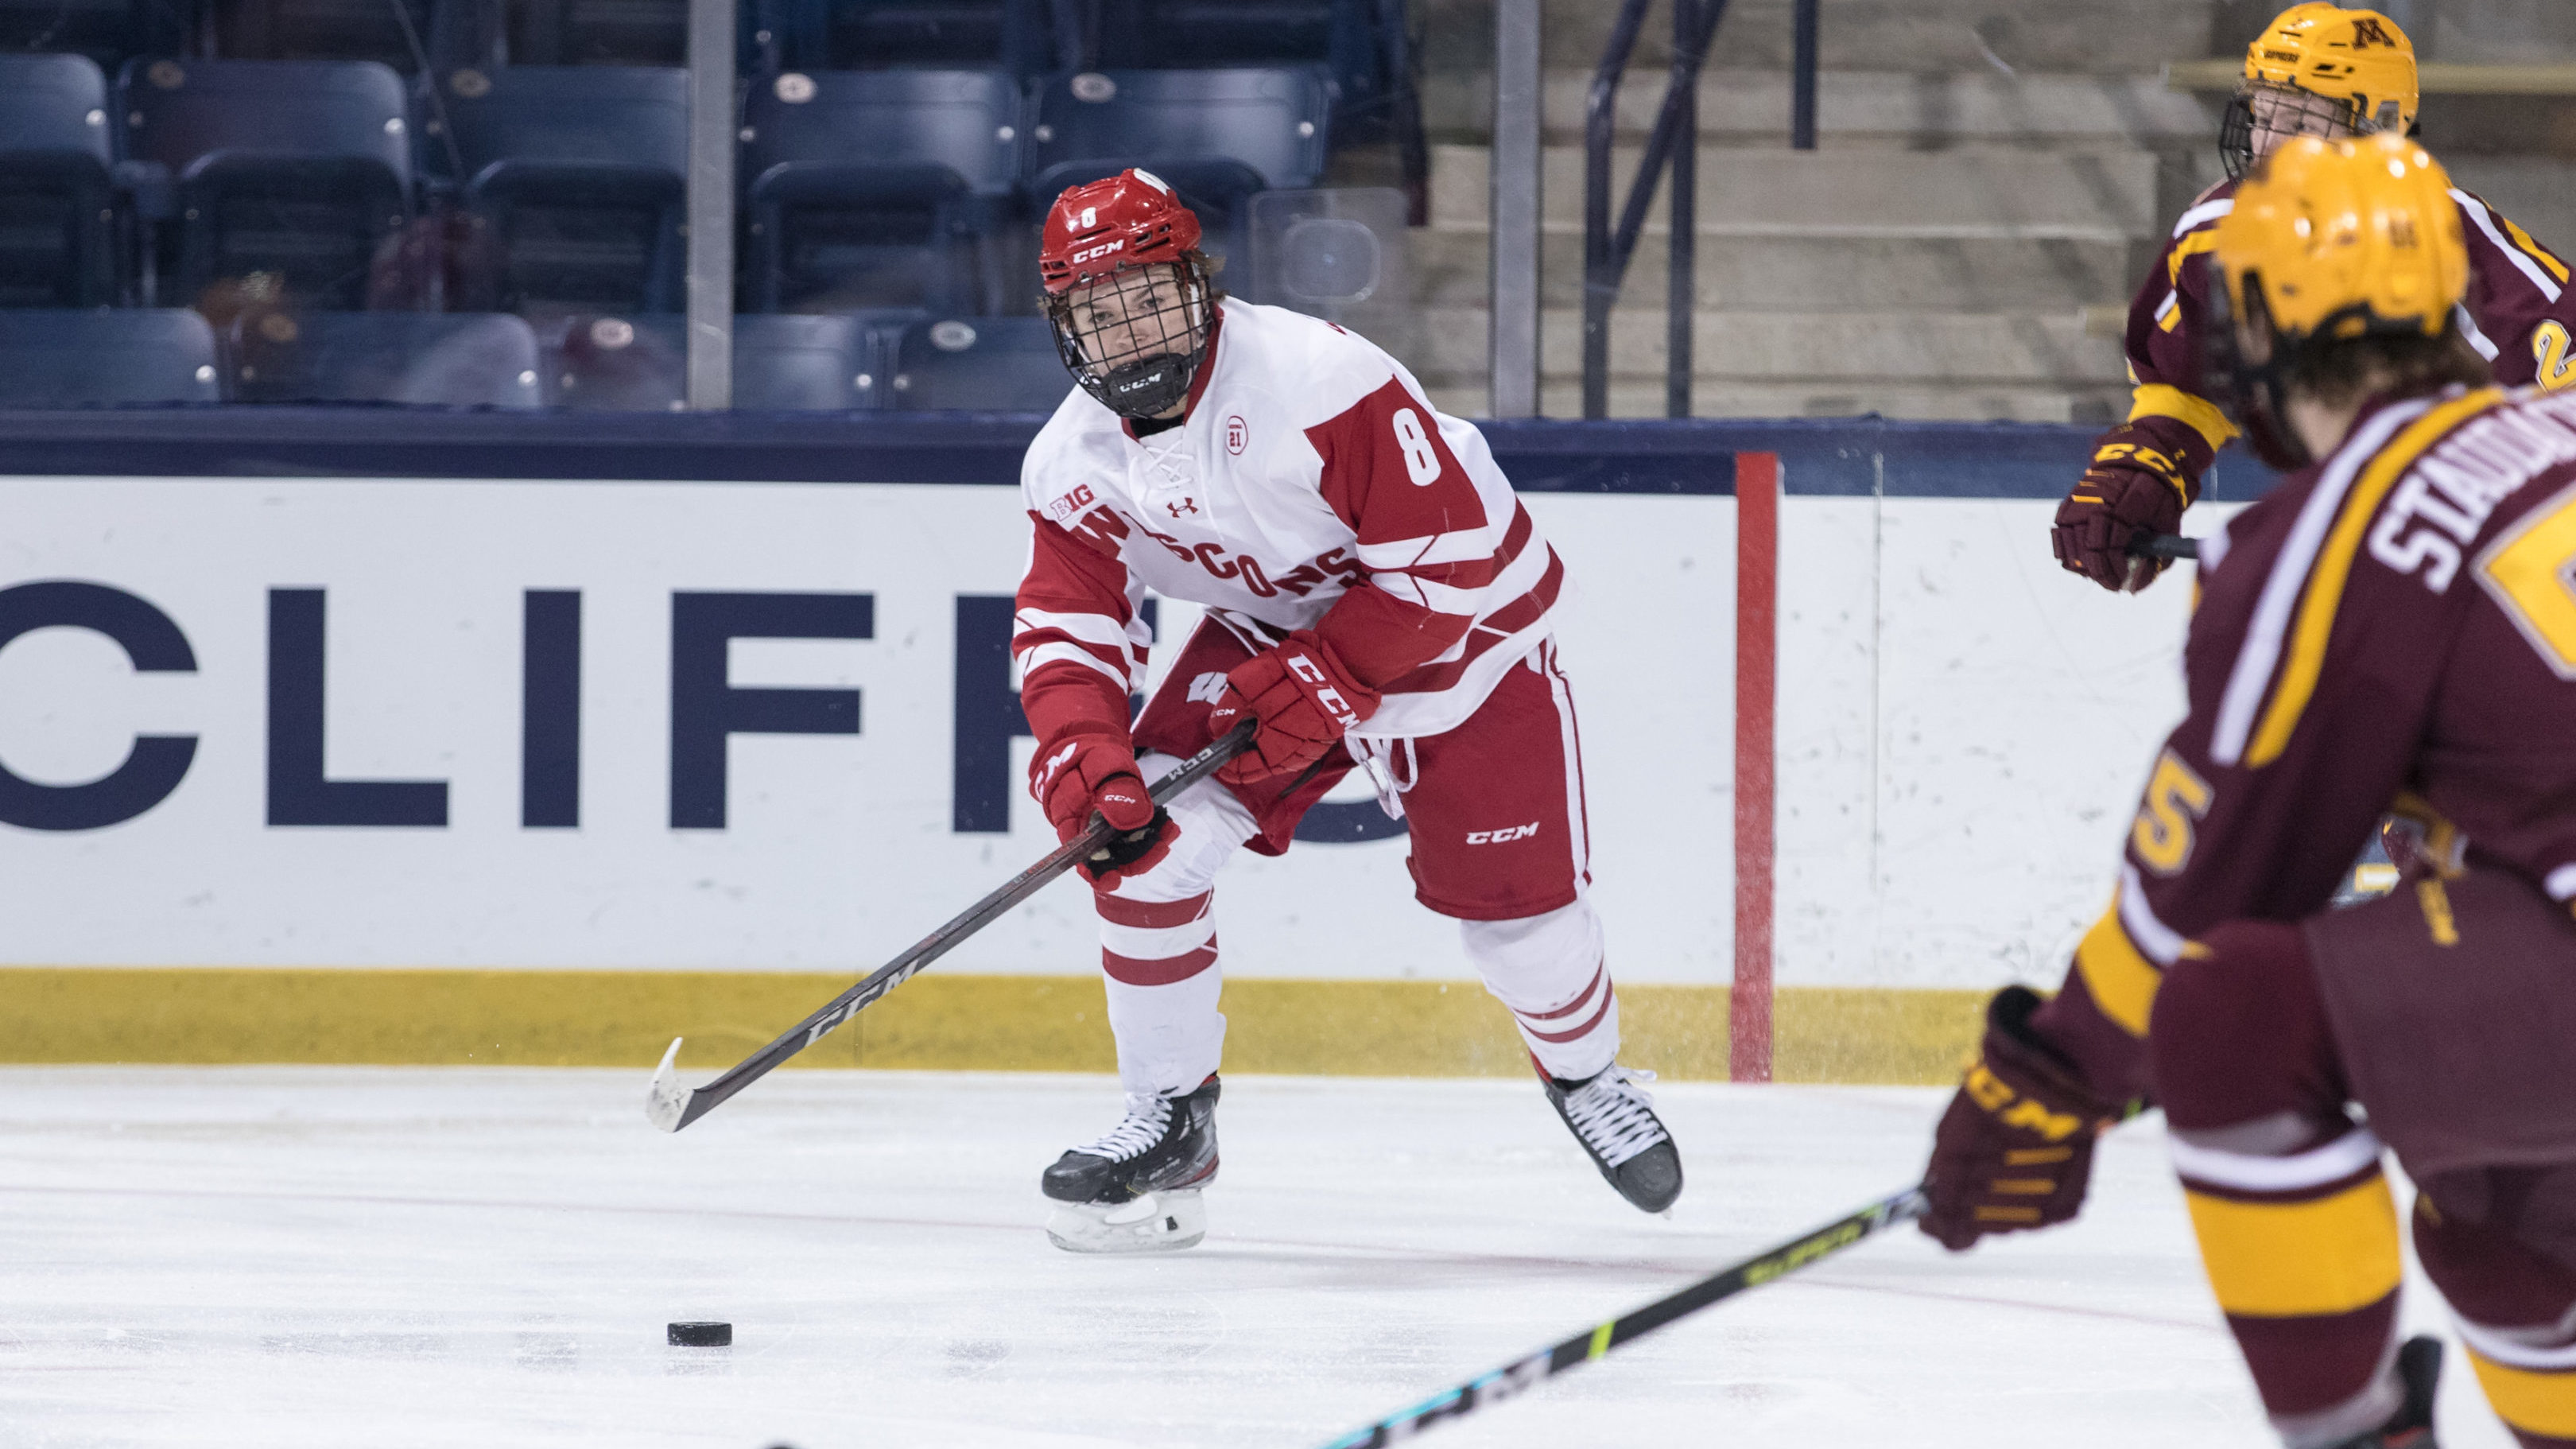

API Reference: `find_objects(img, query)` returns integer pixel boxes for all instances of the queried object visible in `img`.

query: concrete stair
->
[1374,0,2228,420]
[1398,81,2176,420]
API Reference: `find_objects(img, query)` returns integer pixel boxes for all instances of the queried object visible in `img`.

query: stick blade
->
[645,1037,694,1132]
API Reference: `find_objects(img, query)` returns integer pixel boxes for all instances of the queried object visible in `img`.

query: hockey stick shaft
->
[2127,531,2200,561]
[646,721,1257,1133]
[1317,1186,1929,1449]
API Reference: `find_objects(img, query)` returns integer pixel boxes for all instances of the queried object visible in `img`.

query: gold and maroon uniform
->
[2039,381,2576,1446]
[2094,179,2576,520]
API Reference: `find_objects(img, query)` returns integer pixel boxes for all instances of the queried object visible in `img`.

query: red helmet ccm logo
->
[1040,168,1202,294]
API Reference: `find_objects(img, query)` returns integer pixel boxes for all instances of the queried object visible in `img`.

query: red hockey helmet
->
[1039,169,1216,419]
[1039,168,1204,294]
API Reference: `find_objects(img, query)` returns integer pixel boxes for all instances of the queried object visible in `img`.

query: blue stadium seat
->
[883,313,1068,411]
[210,0,437,70]
[432,65,688,313]
[0,55,119,308]
[1028,68,1329,253]
[0,0,189,72]
[537,312,685,409]
[0,309,219,404]
[221,309,541,404]
[116,58,414,310]
[734,312,884,410]
[741,68,1018,313]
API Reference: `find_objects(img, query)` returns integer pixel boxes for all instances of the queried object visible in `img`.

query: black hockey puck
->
[667,1321,731,1347]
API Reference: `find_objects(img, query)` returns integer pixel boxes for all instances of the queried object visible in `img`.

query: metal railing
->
[1579,0,1821,418]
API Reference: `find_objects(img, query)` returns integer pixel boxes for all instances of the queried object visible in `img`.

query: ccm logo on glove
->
[1208,633,1381,788]
[1284,652,1360,728]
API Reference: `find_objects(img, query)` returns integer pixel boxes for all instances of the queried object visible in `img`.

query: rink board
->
[0,468,2203,1080]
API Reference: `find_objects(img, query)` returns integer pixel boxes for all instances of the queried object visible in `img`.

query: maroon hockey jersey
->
[2097,180,2576,508]
[2046,383,2576,1096]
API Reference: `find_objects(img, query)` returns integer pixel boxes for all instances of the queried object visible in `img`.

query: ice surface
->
[0,1069,2516,1449]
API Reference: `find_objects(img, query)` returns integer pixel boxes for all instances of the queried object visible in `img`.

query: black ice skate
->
[1542,1062,1684,1214]
[1040,1075,1220,1253]
[2324,1336,2442,1449]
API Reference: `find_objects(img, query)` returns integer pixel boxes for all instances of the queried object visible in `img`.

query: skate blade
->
[1044,1189,1206,1254]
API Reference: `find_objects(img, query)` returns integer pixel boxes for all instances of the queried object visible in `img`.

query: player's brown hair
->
[2287,326,2490,410]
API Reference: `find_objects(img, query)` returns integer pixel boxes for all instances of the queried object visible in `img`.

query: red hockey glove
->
[1206,632,1380,788]
[1921,986,2122,1252]
[2052,431,2194,593]
[1027,732,1177,889]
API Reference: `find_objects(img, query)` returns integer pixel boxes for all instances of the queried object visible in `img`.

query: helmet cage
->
[2221,80,2384,180]
[1045,254,1215,420]
[2204,259,2312,469]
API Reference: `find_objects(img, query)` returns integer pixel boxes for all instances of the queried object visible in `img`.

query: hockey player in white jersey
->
[1014,169,1682,1252]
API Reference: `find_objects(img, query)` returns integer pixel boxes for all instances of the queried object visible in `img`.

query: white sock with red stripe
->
[1464,899,1617,1082]
[1094,756,1258,1097]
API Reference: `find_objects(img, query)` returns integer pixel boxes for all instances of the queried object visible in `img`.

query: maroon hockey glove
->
[1028,732,1177,888]
[1921,986,2121,1252]
[1208,631,1380,788]
[2053,428,2195,593]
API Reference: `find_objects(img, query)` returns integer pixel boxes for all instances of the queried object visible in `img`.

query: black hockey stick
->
[2128,531,2201,561]
[646,721,1257,1132]
[1315,1185,1929,1448]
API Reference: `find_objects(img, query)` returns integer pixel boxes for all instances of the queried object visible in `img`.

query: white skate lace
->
[1073,1093,1174,1163]
[1562,1066,1668,1169]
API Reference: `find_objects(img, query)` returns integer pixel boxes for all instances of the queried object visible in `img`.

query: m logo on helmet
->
[2351,16,2394,46]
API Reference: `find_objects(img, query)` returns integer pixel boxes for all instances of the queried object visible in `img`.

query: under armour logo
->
[1167,498,1199,518]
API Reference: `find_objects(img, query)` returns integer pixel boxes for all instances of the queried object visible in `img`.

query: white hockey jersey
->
[1012,300,1564,740]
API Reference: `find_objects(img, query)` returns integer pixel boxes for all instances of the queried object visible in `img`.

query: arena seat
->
[433,64,689,313]
[116,58,413,311]
[1027,67,1329,253]
[884,313,1067,411]
[0,55,120,309]
[0,309,219,404]
[741,68,1018,313]
[222,309,542,404]
[536,311,685,409]
[733,312,884,410]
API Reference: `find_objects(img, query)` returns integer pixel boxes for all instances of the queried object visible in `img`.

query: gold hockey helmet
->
[2205,134,2469,468]
[2220,5,2420,179]
[2214,133,2465,344]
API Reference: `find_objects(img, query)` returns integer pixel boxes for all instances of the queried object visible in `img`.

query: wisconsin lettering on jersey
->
[1065,503,1370,600]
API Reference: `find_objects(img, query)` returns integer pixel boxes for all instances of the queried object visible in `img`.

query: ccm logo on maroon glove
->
[1961,1061,2085,1143]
